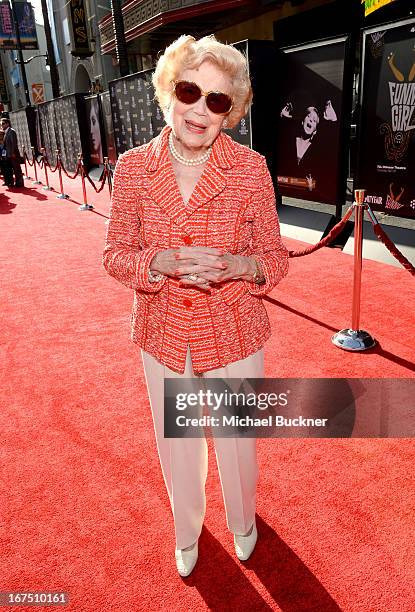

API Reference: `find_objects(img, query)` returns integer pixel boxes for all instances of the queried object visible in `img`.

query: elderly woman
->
[103,34,288,577]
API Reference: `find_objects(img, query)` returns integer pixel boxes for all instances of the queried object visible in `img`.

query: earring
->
[223,119,228,128]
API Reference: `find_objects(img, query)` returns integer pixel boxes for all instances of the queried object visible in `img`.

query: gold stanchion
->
[31,147,41,185]
[104,157,112,225]
[55,149,69,199]
[41,148,52,191]
[104,157,113,197]
[332,189,376,351]
[79,154,93,211]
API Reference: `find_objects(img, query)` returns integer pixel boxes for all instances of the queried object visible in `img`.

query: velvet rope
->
[60,160,81,180]
[288,206,354,258]
[44,157,60,173]
[24,151,35,167]
[83,167,108,193]
[372,223,415,276]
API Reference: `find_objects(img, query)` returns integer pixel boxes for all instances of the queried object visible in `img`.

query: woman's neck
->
[170,131,210,161]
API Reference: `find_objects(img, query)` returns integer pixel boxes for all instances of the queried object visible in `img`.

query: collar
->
[144,124,236,172]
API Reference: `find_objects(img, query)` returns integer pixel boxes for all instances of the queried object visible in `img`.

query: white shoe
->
[175,541,198,577]
[234,521,257,561]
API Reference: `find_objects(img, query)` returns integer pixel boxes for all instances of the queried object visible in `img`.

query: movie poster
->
[358,18,415,219]
[84,96,104,167]
[275,38,347,206]
[101,91,116,165]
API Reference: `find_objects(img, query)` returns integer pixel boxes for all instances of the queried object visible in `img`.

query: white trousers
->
[141,346,264,550]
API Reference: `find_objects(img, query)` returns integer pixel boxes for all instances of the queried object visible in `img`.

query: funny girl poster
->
[358,18,415,218]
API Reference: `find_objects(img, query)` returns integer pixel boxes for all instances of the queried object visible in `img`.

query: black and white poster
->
[275,38,348,205]
[101,91,116,165]
[358,18,415,219]
[84,96,103,167]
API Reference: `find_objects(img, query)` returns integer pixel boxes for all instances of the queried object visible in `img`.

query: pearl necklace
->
[168,132,212,166]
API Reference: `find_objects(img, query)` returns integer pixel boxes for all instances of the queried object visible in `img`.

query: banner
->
[275,38,348,206]
[361,0,396,18]
[14,1,38,49]
[0,1,14,47]
[0,2,38,50]
[358,19,415,218]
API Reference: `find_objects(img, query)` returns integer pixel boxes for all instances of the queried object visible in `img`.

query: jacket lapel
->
[145,126,235,227]
[146,127,188,228]
[185,160,226,216]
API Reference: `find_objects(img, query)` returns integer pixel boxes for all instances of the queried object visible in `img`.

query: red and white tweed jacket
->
[103,125,288,374]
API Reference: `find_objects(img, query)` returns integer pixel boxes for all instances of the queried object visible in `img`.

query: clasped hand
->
[151,247,254,290]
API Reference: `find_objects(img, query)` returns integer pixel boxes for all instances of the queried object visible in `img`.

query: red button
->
[183,298,192,308]
[183,235,193,245]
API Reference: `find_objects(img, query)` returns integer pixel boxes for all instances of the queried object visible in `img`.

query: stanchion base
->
[56,193,69,199]
[23,175,31,180]
[332,329,376,351]
[79,203,94,211]
[42,186,53,191]
[32,181,42,185]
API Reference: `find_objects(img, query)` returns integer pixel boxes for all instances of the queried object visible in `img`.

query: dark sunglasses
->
[173,80,233,115]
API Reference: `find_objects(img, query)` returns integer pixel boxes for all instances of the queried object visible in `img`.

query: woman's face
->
[169,60,231,154]
[90,104,101,152]
[302,108,319,136]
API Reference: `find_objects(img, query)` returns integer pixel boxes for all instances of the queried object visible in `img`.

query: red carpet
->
[1,173,414,612]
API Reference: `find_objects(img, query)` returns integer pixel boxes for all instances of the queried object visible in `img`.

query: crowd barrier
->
[288,195,415,277]
[23,146,113,209]
[286,188,414,351]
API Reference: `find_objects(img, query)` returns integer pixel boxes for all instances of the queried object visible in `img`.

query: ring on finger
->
[186,273,199,281]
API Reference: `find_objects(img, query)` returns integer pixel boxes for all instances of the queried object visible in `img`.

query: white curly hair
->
[152,34,252,129]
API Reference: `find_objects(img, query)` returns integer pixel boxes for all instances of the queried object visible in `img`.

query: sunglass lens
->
[206,92,232,114]
[175,81,201,104]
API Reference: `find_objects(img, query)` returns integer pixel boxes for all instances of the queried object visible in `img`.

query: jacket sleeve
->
[243,155,289,296]
[10,130,18,156]
[102,151,166,293]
